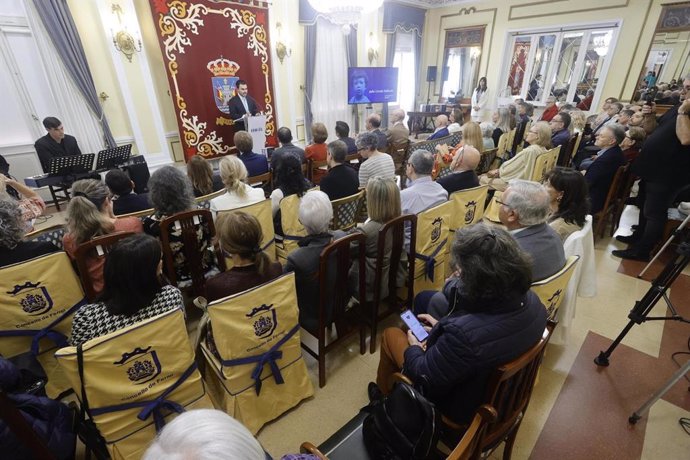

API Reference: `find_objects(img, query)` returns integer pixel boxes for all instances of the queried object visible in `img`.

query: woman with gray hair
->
[0,199,58,267]
[284,190,334,330]
[479,121,495,151]
[356,131,395,187]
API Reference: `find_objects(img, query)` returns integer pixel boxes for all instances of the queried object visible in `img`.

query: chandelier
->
[593,31,612,57]
[307,0,384,33]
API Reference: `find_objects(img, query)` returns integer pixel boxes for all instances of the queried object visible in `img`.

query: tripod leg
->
[594,319,637,366]
[628,359,690,424]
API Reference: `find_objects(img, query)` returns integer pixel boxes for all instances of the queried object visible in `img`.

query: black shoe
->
[611,248,650,262]
[368,381,383,402]
[616,234,639,244]
[631,225,638,231]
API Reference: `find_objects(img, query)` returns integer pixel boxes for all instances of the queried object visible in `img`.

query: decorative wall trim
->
[509,0,629,21]
[623,0,655,101]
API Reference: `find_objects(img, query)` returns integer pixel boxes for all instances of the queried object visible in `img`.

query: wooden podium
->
[247,114,267,156]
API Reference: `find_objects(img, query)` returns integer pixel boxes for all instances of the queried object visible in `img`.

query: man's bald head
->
[367,113,382,130]
[391,109,405,124]
[436,114,449,127]
[452,145,480,172]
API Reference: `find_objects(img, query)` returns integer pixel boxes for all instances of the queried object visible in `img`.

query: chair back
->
[412,201,452,294]
[199,273,314,432]
[217,199,276,266]
[247,171,273,197]
[331,190,365,231]
[447,405,498,460]
[115,208,155,223]
[557,133,578,167]
[0,252,85,398]
[513,121,530,155]
[74,232,136,302]
[529,147,557,183]
[477,148,497,175]
[308,159,329,185]
[496,129,515,162]
[571,131,584,163]
[24,224,67,251]
[449,185,489,231]
[593,163,628,239]
[159,209,224,296]
[344,152,362,172]
[483,190,503,223]
[479,320,556,453]
[388,140,410,176]
[531,255,580,320]
[275,193,307,263]
[55,308,212,459]
[195,189,225,210]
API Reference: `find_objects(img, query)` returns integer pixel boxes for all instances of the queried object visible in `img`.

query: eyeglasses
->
[495,199,511,208]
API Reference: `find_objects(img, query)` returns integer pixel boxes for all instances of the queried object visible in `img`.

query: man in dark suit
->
[436,145,481,195]
[227,79,258,131]
[427,114,450,140]
[105,169,150,215]
[366,114,388,150]
[335,121,358,154]
[319,140,359,201]
[583,124,625,214]
[34,116,82,173]
[271,127,305,170]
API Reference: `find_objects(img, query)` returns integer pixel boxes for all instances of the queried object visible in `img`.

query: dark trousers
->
[633,181,677,255]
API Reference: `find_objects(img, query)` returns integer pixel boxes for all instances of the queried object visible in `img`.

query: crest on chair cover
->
[430,217,443,243]
[464,201,477,225]
[7,281,53,317]
[246,304,277,339]
[546,289,562,315]
[114,346,162,385]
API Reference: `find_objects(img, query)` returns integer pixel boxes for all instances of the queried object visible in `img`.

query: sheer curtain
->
[392,31,415,113]
[311,18,353,142]
[25,1,106,153]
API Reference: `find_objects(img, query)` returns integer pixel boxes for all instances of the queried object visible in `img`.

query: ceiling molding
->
[387,0,478,9]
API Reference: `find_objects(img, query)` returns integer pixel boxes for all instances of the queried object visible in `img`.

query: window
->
[502,24,617,105]
[392,30,416,112]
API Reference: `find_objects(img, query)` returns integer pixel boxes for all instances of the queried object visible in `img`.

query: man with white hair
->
[427,114,450,140]
[436,145,481,195]
[386,108,409,146]
[498,180,566,281]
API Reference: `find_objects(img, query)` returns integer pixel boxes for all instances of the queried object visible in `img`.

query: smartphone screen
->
[400,310,429,342]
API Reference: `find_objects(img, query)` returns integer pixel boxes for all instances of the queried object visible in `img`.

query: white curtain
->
[311,18,353,142]
[393,31,415,113]
[24,0,105,153]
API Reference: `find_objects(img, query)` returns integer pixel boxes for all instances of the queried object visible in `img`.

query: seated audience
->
[550,112,572,149]
[319,140,359,201]
[0,199,58,267]
[347,177,401,302]
[357,132,395,187]
[105,169,150,215]
[583,124,625,214]
[284,191,334,330]
[205,212,282,302]
[0,173,46,231]
[617,109,634,129]
[569,109,586,133]
[540,96,559,122]
[366,114,388,150]
[436,121,483,172]
[234,131,269,178]
[621,126,646,163]
[517,101,532,124]
[270,155,311,234]
[447,108,463,134]
[271,127,305,171]
[374,223,548,424]
[63,179,143,295]
[187,155,223,197]
[544,167,591,242]
[436,145,481,195]
[481,121,552,191]
[209,155,265,219]
[491,107,514,147]
[305,122,329,183]
[335,120,357,154]
[577,89,594,111]
[427,114,450,140]
[480,122,495,151]
[386,108,410,145]
[70,233,183,346]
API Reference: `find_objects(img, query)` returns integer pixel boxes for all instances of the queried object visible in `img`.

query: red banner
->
[149,0,278,160]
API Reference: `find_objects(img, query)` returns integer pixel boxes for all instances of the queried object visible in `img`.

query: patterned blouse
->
[69,285,184,346]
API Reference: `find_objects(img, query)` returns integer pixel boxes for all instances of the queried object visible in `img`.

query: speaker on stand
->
[426,66,437,106]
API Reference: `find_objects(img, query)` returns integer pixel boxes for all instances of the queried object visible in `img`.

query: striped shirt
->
[358,153,395,187]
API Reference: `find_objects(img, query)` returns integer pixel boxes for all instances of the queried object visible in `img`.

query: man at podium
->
[34,116,82,173]
[227,79,258,131]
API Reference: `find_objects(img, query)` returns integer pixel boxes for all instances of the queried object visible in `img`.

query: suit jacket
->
[34,134,82,173]
[512,223,566,281]
[436,170,480,195]
[585,145,625,214]
[112,192,150,216]
[228,94,258,131]
[271,143,305,170]
[340,136,358,154]
[319,164,359,201]
[386,122,410,146]
[239,151,269,177]
[372,129,388,150]
[428,127,450,140]
[551,128,571,149]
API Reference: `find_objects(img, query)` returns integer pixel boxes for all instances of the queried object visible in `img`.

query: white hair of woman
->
[142,409,265,460]
[298,190,333,235]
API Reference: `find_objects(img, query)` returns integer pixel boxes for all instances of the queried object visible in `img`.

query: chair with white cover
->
[531,255,580,320]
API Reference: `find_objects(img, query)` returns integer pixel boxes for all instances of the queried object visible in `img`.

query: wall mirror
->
[441,26,484,101]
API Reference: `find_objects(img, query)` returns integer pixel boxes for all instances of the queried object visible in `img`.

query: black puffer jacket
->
[403,290,547,424]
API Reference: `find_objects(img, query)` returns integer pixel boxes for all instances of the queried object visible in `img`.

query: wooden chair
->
[159,209,225,297]
[344,152,362,171]
[477,148,497,175]
[388,140,410,176]
[331,190,365,231]
[247,170,273,197]
[115,207,154,220]
[24,223,67,251]
[611,165,635,234]
[300,233,367,387]
[531,255,580,320]
[529,147,558,183]
[194,189,225,210]
[557,133,578,167]
[48,183,71,212]
[593,164,629,240]
[309,159,329,185]
[495,129,516,167]
[447,405,498,460]
[74,231,136,301]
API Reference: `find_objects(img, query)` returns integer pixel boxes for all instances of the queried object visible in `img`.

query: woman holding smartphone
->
[374,223,548,425]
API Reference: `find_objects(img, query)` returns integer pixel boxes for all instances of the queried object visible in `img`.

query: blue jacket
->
[427,127,450,140]
[585,145,625,214]
[403,290,547,423]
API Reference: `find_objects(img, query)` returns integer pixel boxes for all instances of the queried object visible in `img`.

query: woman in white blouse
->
[470,77,489,122]
[209,155,265,219]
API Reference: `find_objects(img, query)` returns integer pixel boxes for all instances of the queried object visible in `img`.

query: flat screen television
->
[347,67,399,105]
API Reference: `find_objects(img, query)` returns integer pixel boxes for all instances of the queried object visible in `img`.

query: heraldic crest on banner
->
[246,303,278,339]
[9,281,54,317]
[208,57,240,114]
[464,200,477,225]
[114,346,162,385]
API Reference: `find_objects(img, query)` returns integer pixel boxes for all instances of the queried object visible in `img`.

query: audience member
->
[576,89,594,111]
[209,155,265,219]
[447,108,463,134]
[34,116,82,173]
[617,109,634,128]
[70,234,183,346]
[0,199,58,267]
[470,77,489,122]
[356,132,395,187]
[479,122,495,150]
[549,112,572,149]
[436,145,481,195]
[0,173,46,231]
[491,107,514,147]
[270,155,311,233]
[305,122,329,183]
[569,110,586,133]
[593,97,619,127]
[583,124,625,214]
[375,223,547,424]
[427,114,450,140]
[187,155,223,197]
[366,114,388,150]
[621,126,646,163]
[481,121,552,191]
[105,169,150,216]
[319,140,359,201]
[544,167,590,242]
[234,131,269,178]
[271,127,305,170]
[284,191,333,330]
[434,121,482,176]
[205,212,282,302]
[517,101,532,124]
[386,108,410,145]
[335,121,357,154]
[63,179,143,295]
[540,96,559,122]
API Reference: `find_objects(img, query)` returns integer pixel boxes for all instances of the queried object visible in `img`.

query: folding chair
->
[531,255,580,320]
[0,252,86,399]
[275,193,307,264]
[74,232,136,302]
[55,308,213,459]
[331,190,365,231]
[410,201,453,295]
[197,273,314,433]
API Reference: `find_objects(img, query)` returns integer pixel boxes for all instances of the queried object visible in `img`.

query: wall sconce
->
[111,3,141,63]
[367,32,379,64]
[275,22,292,64]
